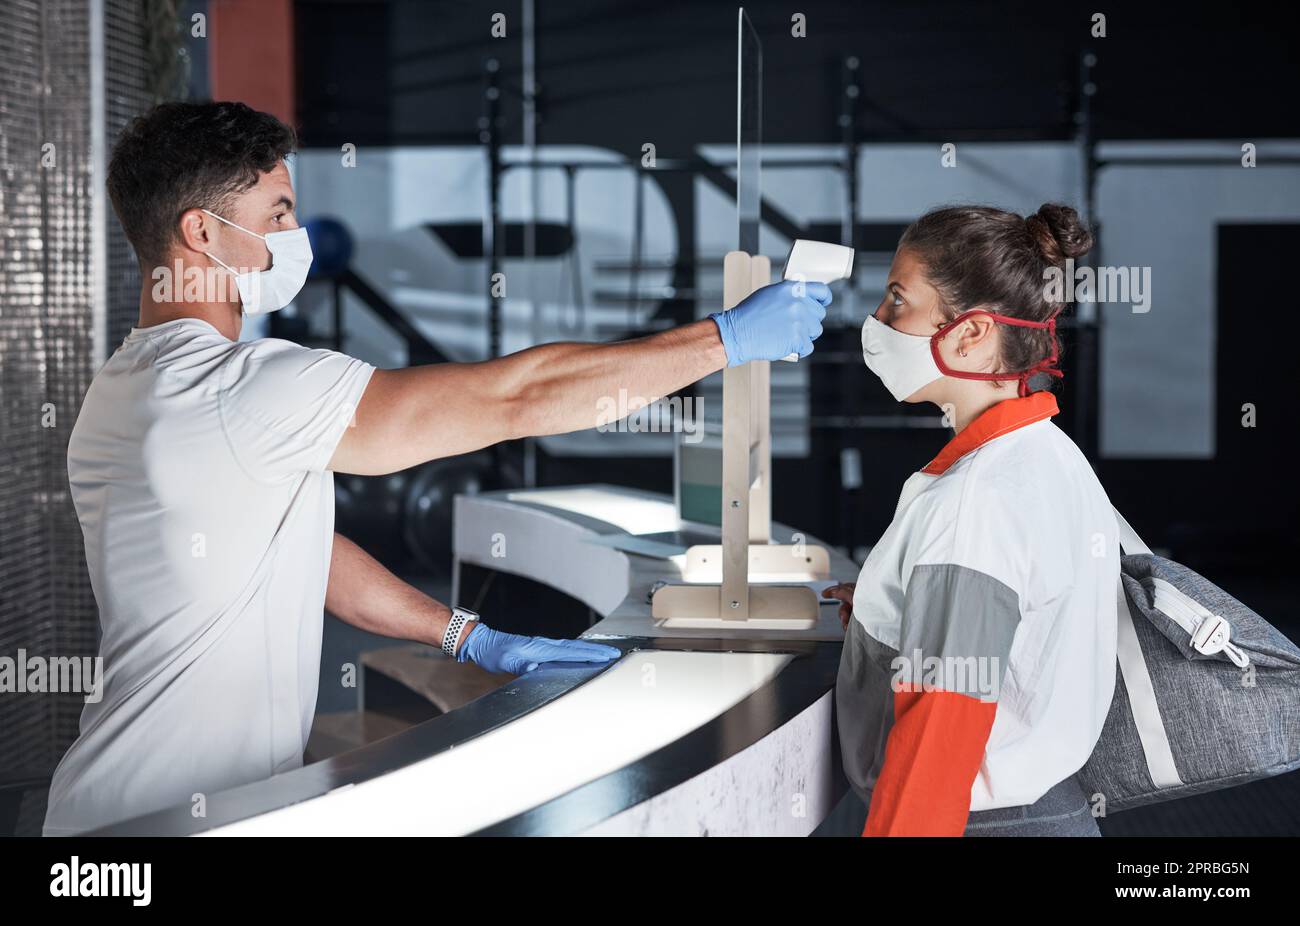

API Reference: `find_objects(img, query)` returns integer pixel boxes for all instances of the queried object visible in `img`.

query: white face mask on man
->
[860,314,945,402]
[201,208,313,315]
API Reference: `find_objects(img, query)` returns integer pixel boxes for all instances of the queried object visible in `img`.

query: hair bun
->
[1026,203,1093,263]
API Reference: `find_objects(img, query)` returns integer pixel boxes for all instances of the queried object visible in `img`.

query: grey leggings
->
[963,774,1101,837]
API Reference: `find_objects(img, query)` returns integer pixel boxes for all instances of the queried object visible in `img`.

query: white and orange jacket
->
[836,391,1119,836]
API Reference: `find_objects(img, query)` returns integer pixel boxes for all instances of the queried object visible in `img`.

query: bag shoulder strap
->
[1114,506,1152,556]
[1109,506,1185,788]
[1114,577,1185,788]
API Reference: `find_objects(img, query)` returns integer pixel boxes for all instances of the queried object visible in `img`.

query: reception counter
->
[93,484,857,836]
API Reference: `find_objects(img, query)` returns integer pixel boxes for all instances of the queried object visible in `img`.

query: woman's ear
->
[955,310,999,362]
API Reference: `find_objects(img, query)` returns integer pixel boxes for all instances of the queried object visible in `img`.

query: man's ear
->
[177,207,214,254]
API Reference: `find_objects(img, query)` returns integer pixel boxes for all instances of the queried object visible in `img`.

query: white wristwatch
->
[442,606,478,658]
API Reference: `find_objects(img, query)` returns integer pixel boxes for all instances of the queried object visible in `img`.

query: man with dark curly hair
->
[43,101,828,834]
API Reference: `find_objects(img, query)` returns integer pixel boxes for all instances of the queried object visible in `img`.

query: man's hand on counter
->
[455,622,622,675]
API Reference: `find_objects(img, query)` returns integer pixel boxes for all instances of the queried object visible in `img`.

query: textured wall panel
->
[0,0,149,834]
[0,0,57,786]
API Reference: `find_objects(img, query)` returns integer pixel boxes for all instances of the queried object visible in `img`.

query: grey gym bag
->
[1075,509,1300,812]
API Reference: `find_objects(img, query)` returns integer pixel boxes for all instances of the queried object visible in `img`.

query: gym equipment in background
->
[304,216,355,277]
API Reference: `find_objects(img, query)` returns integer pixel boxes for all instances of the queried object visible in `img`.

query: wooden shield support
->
[650,251,829,631]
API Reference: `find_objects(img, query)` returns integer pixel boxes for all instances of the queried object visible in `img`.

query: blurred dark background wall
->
[297,0,1298,147]
[282,0,1300,585]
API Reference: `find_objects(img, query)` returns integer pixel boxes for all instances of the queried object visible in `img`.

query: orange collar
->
[922,391,1060,475]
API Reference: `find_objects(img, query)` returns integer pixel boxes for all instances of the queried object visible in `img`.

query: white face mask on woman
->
[201,208,313,315]
[860,314,945,401]
[862,308,1064,401]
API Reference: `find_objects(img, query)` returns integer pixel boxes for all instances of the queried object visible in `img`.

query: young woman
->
[823,203,1118,837]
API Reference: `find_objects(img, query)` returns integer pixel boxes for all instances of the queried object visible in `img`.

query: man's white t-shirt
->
[43,317,376,835]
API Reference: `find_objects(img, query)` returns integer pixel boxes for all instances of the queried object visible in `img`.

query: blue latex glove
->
[456,623,622,675]
[708,279,832,366]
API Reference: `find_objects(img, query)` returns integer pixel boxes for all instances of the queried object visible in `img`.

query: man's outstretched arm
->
[328,280,830,476]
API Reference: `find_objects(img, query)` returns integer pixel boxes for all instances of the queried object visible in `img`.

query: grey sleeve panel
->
[897,563,1022,700]
[835,619,899,804]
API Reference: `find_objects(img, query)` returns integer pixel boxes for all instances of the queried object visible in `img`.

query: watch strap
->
[442,607,477,658]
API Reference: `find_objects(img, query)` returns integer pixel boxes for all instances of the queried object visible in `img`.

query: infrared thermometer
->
[780,239,855,361]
